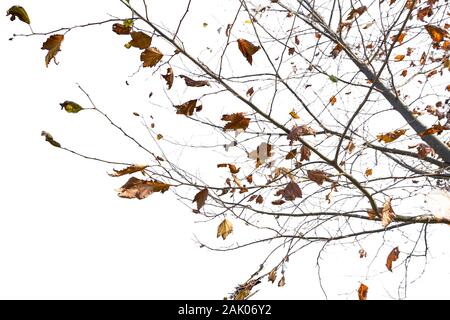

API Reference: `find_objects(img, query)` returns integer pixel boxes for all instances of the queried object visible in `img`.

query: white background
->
[0,0,449,299]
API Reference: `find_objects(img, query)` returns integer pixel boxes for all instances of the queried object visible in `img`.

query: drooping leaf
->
[246,87,254,96]
[289,110,300,119]
[179,75,210,87]
[193,188,208,210]
[307,170,330,186]
[376,129,406,143]
[268,268,277,283]
[278,276,286,287]
[359,249,367,258]
[419,124,449,137]
[108,164,148,177]
[217,219,233,240]
[358,283,368,300]
[141,47,163,67]
[300,145,311,162]
[41,34,64,67]
[285,149,297,160]
[41,131,61,148]
[222,113,250,131]
[60,101,83,113]
[275,181,302,201]
[175,99,198,116]
[117,177,170,199]
[381,198,396,227]
[112,23,131,35]
[162,68,174,90]
[6,6,30,24]
[237,38,260,65]
[425,25,448,42]
[125,31,152,49]
[386,247,400,272]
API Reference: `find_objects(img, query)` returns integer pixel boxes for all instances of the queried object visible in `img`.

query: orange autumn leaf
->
[268,268,277,283]
[391,32,406,44]
[425,25,449,42]
[237,38,260,65]
[401,69,408,77]
[419,124,449,137]
[162,67,174,90]
[108,164,148,177]
[141,47,163,67]
[112,23,131,35]
[222,113,250,131]
[175,99,198,116]
[329,95,337,105]
[358,283,368,300]
[381,198,396,227]
[217,163,240,174]
[386,247,400,272]
[446,84,450,91]
[125,31,152,49]
[365,168,373,177]
[376,129,407,143]
[289,110,300,119]
[41,34,64,67]
[117,177,170,199]
[394,54,405,62]
[346,6,367,20]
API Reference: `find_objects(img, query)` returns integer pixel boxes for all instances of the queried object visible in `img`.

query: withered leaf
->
[358,283,368,300]
[287,125,316,145]
[246,87,254,97]
[237,38,260,65]
[117,177,170,199]
[193,188,208,210]
[256,195,264,204]
[346,6,367,20]
[300,145,311,162]
[381,198,396,227]
[346,141,356,154]
[112,23,131,35]
[394,54,405,62]
[330,44,343,58]
[162,68,174,90]
[285,149,297,160]
[217,219,233,240]
[278,276,286,287]
[419,124,448,137]
[365,168,373,177]
[125,31,152,49]
[217,163,240,174]
[386,247,400,272]
[141,47,163,67]
[6,5,30,24]
[60,101,83,113]
[248,142,272,167]
[175,99,198,116]
[41,131,61,148]
[179,75,210,87]
[425,25,448,42]
[268,268,277,283]
[222,113,250,131]
[376,129,406,143]
[272,199,286,206]
[41,34,64,67]
[108,164,148,177]
[417,6,433,22]
[329,95,337,105]
[359,249,367,258]
[276,181,302,201]
[307,170,330,186]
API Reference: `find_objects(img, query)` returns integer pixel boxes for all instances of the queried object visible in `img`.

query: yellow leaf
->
[394,54,405,62]
[217,219,233,240]
[41,34,64,67]
[140,47,163,67]
[376,129,406,143]
[156,134,164,140]
[60,101,83,113]
[41,131,61,148]
[289,110,300,119]
[6,6,30,24]
[365,168,373,177]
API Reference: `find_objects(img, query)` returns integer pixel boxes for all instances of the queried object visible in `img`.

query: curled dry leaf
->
[272,199,286,206]
[386,247,400,272]
[359,249,367,258]
[175,99,198,116]
[425,25,448,42]
[179,75,210,87]
[278,276,286,287]
[358,283,368,300]
[285,149,297,160]
[346,6,367,20]
[217,219,233,240]
[141,47,163,67]
[307,170,330,186]
[275,181,302,201]
[222,113,250,131]
[237,38,260,65]
[193,188,208,210]
[112,23,131,35]
[329,95,337,105]
[246,87,254,97]
[60,101,83,113]
[108,164,148,177]
[394,54,405,62]
[419,124,449,137]
[217,163,240,174]
[41,34,64,67]
[6,5,30,24]
[117,177,170,200]
[125,31,152,49]
[268,268,277,283]
[287,125,316,145]
[381,198,396,227]
[41,131,61,148]
[346,141,355,154]
[289,110,300,119]
[162,68,174,90]
[376,129,406,143]
[417,6,433,22]
[300,145,311,162]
